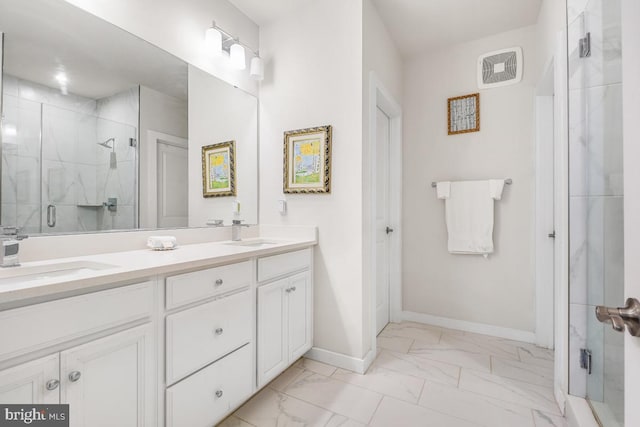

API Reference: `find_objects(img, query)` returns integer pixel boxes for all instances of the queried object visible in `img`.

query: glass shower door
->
[568,0,624,425]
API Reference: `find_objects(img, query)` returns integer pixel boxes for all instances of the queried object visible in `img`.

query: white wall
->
[188,66,258,227]
[535,0,568,80]
[63,0,259,96]
[259,0,365,358]
[362,0,403,354]
[402,26,538,334]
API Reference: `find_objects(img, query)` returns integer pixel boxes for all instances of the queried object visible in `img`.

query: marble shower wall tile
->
[586,308,604,402]
[569,84,623,197]
[569,197,587,304]
[569,303,587,397]
[568,0,622,91]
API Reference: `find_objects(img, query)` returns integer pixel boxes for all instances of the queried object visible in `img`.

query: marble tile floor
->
[220,321,566,427]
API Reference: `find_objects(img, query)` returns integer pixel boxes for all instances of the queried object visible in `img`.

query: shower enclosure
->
[567,0,624,425]
[0,75,138,234]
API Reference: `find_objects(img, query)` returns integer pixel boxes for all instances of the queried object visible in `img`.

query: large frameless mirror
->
[0,0,258,235]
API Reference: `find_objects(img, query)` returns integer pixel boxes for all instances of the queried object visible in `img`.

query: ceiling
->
[229,0,542,57]
[229,0,313,26]
[371,0,542,57]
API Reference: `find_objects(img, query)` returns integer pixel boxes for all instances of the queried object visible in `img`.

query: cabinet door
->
[61,324,155,427]
[287,271,312,361]
[0,354,59,404]
[257,278,288,387]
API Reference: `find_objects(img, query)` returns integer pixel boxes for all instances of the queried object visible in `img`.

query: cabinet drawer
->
[166,289,251,384]
[258,248,311,282]
[166,344,252,427]
[166,261,252,310]
[0,282,153,362]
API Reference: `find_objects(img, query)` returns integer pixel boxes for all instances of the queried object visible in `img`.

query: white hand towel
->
[436,181,450,199]
[443,180,499,255]
[489,179,505,200]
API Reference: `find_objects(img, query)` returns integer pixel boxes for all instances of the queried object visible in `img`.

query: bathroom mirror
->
[0,0,258,235]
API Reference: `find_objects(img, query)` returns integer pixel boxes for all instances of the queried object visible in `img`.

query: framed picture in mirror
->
[202,141,236,197]
[283,125,332,194]
[448,93,480,135]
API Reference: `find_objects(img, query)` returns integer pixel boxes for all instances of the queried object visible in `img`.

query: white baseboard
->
[401,311,536,343]
[305,347,375,374]
[566,395,599,427]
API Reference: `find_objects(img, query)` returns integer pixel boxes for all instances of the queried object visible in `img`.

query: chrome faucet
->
[0,226,28,268]
[231,220,249,241]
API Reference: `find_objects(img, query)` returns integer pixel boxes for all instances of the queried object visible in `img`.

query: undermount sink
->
[223,239,284,248]
[0,261,117,285]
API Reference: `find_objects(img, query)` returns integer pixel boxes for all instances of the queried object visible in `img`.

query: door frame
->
[621,1,640,425]
[368,72,402,357]
[142,130,187,228]
[534,58,556,350]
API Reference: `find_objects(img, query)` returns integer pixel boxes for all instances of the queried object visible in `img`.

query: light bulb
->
[205,26,222,56]
[250,56,264,80]
[230,43,246,70]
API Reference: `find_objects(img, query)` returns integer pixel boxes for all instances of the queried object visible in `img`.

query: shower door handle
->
[595,298,640,337]
[47,205,56,228]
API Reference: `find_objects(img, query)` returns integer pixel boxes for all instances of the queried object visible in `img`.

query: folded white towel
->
[441,180,503,255]
[436,181,450,199]
[147,236,177,250]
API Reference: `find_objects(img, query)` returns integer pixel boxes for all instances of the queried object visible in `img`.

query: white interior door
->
[157,141,188,228]
[375,107,391,335]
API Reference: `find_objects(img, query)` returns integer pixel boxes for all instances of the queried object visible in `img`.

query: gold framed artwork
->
[201,140,236,197]
[448,93,480,135]
[283,125,332,194]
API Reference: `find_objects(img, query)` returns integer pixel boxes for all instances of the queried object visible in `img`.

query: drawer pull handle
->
[215,327,224,335]
[215,279,223,287]
[68,371,81,382]
[215,389,224,398]
[46,379,60,391]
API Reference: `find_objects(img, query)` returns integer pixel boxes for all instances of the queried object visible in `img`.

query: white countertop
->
[0,236,317,307]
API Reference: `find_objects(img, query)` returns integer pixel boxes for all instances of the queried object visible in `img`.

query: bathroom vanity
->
[0,234,316,427]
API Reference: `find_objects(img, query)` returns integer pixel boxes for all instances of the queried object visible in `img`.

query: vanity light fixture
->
[205,21,263,80]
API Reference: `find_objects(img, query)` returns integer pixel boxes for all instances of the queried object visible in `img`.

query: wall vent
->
[477,47,523,89]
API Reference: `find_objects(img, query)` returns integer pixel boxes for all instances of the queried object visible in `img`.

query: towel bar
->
[431,178,512,188]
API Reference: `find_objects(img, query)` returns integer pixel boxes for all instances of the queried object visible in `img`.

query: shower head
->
[97,138,115,149]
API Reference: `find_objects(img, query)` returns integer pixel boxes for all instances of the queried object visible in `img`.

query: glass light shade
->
[230,43,246,70]
[205,27,222,56]
[249,56,264,80]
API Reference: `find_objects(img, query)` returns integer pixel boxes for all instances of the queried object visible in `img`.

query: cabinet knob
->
[215,389,224,398]
[215,279,223,287]
[285,288,291,293]
[46,379,60,391]
[215,327,224,335]
[290,286,297,292]
[68,371,81,382]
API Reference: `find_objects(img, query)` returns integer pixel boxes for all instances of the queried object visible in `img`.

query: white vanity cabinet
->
[0,354,60,404]
[61,324,155,427]
[164,261,255,427]
[257,249,313,387]
[0,282,156,427]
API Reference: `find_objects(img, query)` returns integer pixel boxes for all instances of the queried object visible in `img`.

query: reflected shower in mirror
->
[0,0,258,235]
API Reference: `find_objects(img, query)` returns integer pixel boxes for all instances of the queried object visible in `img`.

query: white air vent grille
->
[477,47,523,89]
